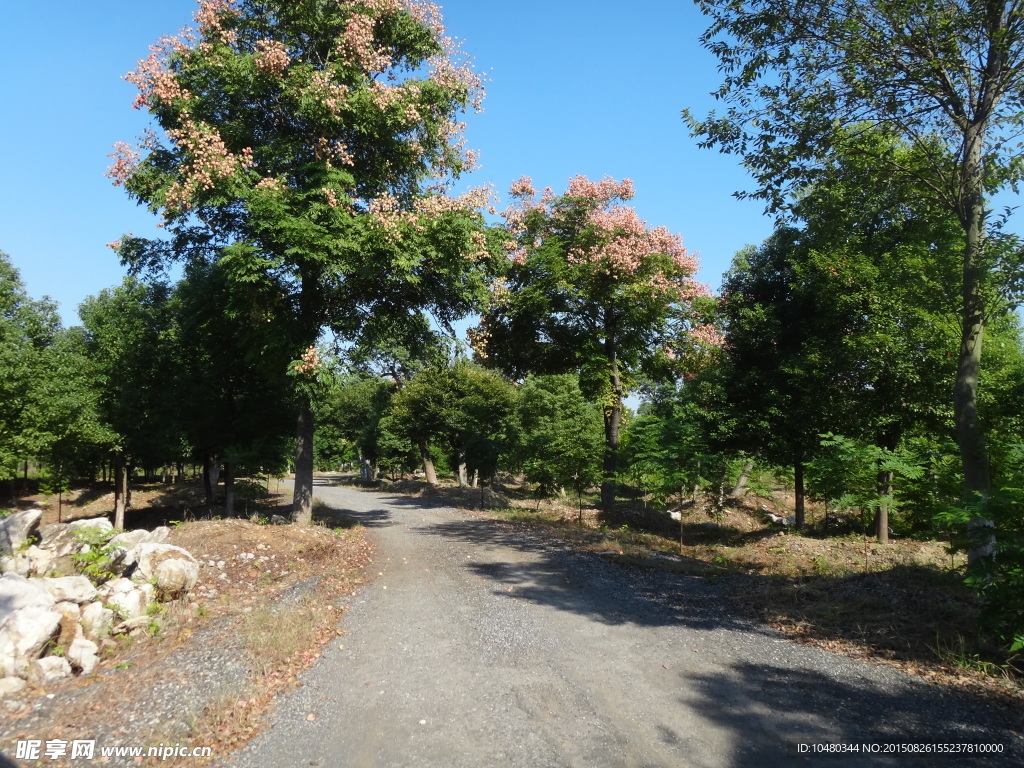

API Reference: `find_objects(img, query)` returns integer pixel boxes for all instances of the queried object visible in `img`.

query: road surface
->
[231,478,1021,767]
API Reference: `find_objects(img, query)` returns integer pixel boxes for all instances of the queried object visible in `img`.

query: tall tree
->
[471,175,716,512]
[79,279,179,528]
[685,0,1024,558]
[108,0,491,524]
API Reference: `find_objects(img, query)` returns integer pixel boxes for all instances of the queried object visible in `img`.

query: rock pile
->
[0,509,200,695]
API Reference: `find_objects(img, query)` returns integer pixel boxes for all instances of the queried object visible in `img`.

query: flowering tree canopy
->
[470,174,718,511]
[108,0,494,522]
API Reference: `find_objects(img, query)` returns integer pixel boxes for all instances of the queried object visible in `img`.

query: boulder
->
[0,556,29,578]
[66,636,99,675]
[133,544,199,597]
[0,510,42,557]
[0,574,61,678]
[108,529,149,552]
[28,656,71,685]
[1,545,55,578]
[147,526,171,544]
[101,581,154,621]
[79,602,114,642]
[24,546,54,577]
[39,576,97,605]
[0,676,26,697]
[38,517,113,559]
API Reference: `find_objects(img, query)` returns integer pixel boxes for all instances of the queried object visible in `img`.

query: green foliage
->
[516,374,603,496]
[937,488,1024,647]
[808,433,923,530]
[71,528,120,585]
[385,362,518,482]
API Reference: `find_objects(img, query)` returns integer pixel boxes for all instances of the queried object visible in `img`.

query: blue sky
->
[0,0,776,325]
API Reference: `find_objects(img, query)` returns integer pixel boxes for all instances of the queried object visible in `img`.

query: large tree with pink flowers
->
[471,176,717,512]
[108,0,494,523]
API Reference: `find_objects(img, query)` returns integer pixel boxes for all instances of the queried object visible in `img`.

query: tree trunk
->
[292,400,315,525]
[601,339,624,514]
[203,454,220,506]
[729,449,759,498]
[224,460,235,517]
[875,468,892,544]
[793,461,805,530]
[956,123,994,564]
[457,448,469,487]
[113,451,129,530]
[471,469,479,489]
[419,440,438,485]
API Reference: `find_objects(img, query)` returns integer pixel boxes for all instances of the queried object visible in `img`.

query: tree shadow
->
[418,517,767,634]
[677,659,1024,766]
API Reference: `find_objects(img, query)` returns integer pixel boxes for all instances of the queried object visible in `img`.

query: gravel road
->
[231,478,1023,767]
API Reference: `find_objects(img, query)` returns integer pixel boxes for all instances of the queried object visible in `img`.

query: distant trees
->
[471,175,716,511]
[0,252,111,499]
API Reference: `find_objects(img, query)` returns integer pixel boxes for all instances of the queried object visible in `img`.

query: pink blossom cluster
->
[368,192,420,235]
[195,0,239,48]
[307,71,351,114]
[164,121,255,212]
[292,346,321,377]
[400,0,445,37]
[312,136,354,167]
[428,54,485,112]
[508,176,535,198]
[322,187,340,207]
[689,323,725,347]
[255,176,284,191]
[125,42,191,110]
[253,39,289,76]
[566,175,634,204]
[105,142,141,186]
[338,13,392,71]
[369,81,406,111]
[502,175,714,305]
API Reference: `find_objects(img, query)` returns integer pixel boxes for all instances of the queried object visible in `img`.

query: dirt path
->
[230,477,1022,767]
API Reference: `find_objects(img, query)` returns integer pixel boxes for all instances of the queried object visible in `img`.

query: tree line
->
[2,0,1024,650]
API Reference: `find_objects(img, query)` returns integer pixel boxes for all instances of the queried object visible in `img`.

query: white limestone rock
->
[67,636,99,675]
[133,544,199,597]
[79,602,114,642]
[28,656,71,685]
[0,676,26,697]
[40,576,98,605]
[0,510,42,557]
[0,574,61,678]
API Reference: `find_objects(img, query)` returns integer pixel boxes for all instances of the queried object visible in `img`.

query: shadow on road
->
[679,659,1024,766]
[419,517,765,635]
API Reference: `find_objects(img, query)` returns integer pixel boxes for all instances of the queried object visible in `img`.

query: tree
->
[717,133,965,535]
[516,374,603,499]
[384,363,518,486]
[109,0,491,524]
[472,175,717,512]
[173,261,295,512]
[79,279,180,527]
[0,253,111,497]
[0,252,59,485]
[685,0,1024,558]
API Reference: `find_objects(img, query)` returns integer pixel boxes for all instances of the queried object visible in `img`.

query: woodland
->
[3,0,1024,661]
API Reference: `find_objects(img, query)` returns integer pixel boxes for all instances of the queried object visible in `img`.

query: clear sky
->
[0,0,778,325]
